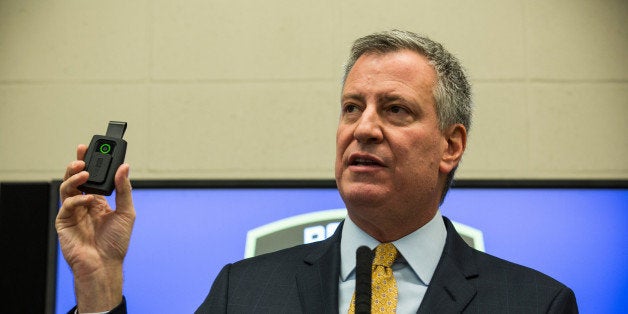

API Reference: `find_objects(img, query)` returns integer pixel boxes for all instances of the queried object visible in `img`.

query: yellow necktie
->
[349,243,399,313]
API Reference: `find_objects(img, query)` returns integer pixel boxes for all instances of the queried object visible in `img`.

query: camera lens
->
[99,143,112,154]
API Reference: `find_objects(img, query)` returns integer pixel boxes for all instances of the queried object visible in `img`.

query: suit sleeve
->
[547,287,578,314]
[66,296,127,314]
[195,264,231,314]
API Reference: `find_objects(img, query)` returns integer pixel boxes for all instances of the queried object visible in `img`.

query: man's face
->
[335,50,451,228]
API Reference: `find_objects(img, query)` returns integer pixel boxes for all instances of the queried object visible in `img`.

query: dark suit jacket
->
[195,216,578,313]
[80,216,577,314]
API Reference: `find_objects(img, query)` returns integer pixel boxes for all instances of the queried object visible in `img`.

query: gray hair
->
[342,30,473,203]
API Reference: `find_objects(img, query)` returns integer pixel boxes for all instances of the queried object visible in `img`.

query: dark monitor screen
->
[53,180,628,313]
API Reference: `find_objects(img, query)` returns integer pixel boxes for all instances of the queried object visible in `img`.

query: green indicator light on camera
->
[99,143,112,154]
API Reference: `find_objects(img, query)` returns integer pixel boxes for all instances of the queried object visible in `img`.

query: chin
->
[338,180,390,208]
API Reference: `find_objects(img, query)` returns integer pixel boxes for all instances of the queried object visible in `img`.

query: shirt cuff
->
[71,296,126,314]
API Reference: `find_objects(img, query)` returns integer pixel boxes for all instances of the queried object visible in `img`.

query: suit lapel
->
[295,222,342,314]
[292,217,478,313]
[418,217,478,313]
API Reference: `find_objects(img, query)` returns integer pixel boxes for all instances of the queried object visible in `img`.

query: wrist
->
[74,264,123,313]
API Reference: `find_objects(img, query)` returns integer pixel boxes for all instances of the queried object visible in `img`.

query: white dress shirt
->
[338,210,447,313]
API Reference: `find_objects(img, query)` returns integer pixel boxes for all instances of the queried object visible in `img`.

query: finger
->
[57,194,95,221]
[77,144,88,161]
[63,144,87,180]
[60,170,90,201]
[63,160,86,181]
[114,163,135,218]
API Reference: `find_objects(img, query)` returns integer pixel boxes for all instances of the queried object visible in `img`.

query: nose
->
[354,107,383,144]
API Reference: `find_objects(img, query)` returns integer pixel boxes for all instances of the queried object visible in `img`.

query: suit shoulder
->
[470,248,578,312]
[230,238,333,270]
[443,216,570,290]
[473,249,568,288]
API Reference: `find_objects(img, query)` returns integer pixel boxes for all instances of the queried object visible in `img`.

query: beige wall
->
[1,0,626,182]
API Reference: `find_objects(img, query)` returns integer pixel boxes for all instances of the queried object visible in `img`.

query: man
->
[57,30,578,313]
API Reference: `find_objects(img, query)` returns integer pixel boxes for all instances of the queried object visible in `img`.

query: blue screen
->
[55,187,628,313]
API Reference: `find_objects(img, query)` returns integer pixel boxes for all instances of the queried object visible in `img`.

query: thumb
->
[114,163,135,216]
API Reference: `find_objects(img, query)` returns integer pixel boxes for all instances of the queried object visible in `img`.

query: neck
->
[347,207,438,242]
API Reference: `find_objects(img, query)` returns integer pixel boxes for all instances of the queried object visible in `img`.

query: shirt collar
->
[340,210,447,285]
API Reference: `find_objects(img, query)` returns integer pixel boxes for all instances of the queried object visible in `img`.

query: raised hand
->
[56,144,135,312]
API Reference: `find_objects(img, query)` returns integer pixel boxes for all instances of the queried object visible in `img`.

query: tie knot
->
[373,243,397,267]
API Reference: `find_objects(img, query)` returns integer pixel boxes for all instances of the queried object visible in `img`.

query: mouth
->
[348,153,385,167]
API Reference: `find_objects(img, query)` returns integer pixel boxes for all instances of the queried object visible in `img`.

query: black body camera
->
[78,121,128,196]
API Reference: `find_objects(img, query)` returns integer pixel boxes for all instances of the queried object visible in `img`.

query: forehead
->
[342,50,437,102]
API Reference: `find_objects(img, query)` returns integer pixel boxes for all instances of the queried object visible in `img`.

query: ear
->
[439,124,467,175]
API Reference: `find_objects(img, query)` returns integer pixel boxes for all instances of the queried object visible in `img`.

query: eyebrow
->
[378,95,406,104]
[341,93,417,108]
[341,93,365,103]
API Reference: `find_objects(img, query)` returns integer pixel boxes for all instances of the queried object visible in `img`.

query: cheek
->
[335,126,352,155]
[397,134,441,168]
[335,127,349,175]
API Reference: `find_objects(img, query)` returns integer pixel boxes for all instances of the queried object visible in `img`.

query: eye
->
[343,103,360,113]
[385,104,414,125]
[388,105,408,115]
